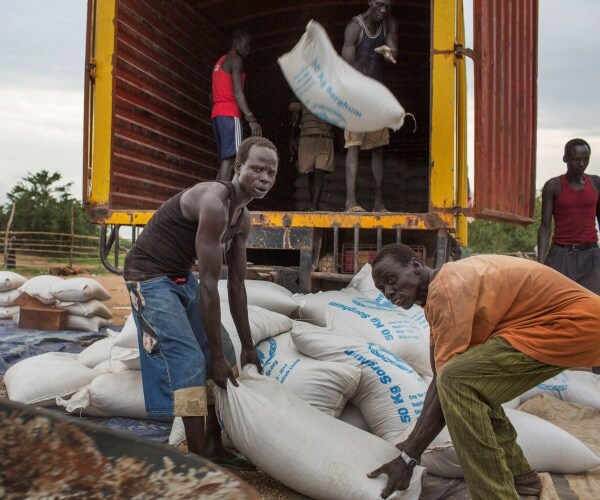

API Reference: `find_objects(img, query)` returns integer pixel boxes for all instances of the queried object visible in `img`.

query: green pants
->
[436,336,564,500]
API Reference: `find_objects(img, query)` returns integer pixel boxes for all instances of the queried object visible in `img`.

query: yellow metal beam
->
[430,0,457,216]
[455,0,468,246]
[88,0,116,208]
[94,210,455,230]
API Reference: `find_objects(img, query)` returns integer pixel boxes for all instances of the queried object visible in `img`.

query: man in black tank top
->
[342,0,398,213]
[123,137,278,462]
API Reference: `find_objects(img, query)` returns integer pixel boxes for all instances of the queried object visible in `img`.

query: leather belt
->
[554,242,598,251]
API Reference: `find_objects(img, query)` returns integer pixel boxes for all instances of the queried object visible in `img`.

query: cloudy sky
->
[0,1,599,205]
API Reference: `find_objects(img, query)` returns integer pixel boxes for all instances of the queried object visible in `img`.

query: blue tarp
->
[0,320,172,442]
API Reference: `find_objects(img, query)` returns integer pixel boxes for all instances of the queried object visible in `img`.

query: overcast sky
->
[0,1,599,206]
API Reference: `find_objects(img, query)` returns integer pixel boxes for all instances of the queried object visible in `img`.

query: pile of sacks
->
[15,275,112,332]
[5,267,600,500]
[0,271,27,320]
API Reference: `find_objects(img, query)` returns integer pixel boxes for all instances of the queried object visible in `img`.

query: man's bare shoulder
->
[587,173,600,189]
[181,182,228,220]
[542,176,562,194]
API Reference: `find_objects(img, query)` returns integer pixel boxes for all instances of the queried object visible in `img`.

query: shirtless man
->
[124,137,278,464]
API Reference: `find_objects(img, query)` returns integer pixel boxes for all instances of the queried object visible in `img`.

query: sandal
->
[345,205,366,213]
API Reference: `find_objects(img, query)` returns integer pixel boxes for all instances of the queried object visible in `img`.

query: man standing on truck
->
[212,30,262,181]
[537,138,600,296]
[342,0,398,213]
[289,101,334,211]
[368,243,600,499]
[124,137,278,466]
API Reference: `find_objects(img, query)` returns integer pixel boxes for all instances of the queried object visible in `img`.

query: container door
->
[472,0,538,223]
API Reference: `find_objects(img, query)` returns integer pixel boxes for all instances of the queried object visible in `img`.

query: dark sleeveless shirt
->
[352,15,387,82]
[123,181,245,281]
[552,174,599,245]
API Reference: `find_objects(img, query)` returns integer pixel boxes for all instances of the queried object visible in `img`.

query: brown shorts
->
[297,135,334,173]
[344,128,389,150]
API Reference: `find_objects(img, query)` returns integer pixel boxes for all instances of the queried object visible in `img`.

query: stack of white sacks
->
[5,267,600,500]
[0,271,27,321]
[14,275,112,332]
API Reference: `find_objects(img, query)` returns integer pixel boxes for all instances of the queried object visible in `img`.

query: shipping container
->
[83,0,538,292]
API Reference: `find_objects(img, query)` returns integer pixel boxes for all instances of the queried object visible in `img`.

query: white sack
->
[67,314,109,332]
[112,314,138,349]
[421,408,600,476]
[94,359,129,373]
[338,402,370,432]
[278,21,405,133]
[169,417,186,446]
[295,289,360,327]
[0,305,19,319]
[58,370,147,419]
[256,331,360,417]
[4,352,98,406]
[520,370,600,410]
[221,305,294,367]
[110,344,140,370]
[291,321,428,443]
[56,299,113,319]
[0,270,27,292]
[77,336,115,368]
[215,365,423,500]
[18,275,63,305]
[0,288,22,306]
[218,279,300,316]
[51,277,111,302]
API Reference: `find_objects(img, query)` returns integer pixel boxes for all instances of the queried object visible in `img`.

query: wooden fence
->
[0,231,130,271]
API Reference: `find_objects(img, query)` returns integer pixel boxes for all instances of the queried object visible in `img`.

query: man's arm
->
[374,15,399,63]
[537,179,558,263]
[592,175,600,229]
[341,18,361,64]
[369,346,445,498]
[224,211,263,372]
[195,195,238,390]
[230,55,262,137]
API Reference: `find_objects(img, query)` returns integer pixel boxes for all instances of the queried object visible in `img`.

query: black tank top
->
[123,181,245,280]
[352,15,387,82]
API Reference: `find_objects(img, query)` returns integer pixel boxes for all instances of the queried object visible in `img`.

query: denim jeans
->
[126,273,236,418]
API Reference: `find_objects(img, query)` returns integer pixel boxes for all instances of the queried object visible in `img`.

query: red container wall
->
[473,0,538,223]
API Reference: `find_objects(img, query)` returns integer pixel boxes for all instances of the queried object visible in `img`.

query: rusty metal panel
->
[473,0,538,223]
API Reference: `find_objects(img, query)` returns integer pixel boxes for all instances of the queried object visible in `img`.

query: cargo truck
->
[83,0,538,292]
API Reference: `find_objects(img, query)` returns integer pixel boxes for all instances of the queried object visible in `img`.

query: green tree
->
[0,170,96,236]
[467,195,542,254]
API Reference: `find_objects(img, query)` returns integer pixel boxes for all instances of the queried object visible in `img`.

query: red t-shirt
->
[211,52,245,118]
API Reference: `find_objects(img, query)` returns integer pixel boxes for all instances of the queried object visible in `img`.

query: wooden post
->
[69,205,74,269]
[3,203,15,269]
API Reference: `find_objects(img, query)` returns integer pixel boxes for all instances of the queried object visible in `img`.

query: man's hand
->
[374,45,397,64]
[249,120,262,137]
[368,453,414,499]
[240,347,263,374]
[211,356,238,389]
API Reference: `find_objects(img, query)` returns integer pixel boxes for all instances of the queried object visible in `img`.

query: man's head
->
[563,138,591,176]
[234,137,278,199]
[371,243,427,309]
[367,0,393,22]
[231,29,251,58]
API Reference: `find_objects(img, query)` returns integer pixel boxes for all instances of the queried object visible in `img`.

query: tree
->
[0,170,97,236]
[467,195,542,255]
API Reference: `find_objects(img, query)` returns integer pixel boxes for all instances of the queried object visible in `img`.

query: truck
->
[83,0,538,292]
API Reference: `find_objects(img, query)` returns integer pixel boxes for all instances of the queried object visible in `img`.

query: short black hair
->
[235,136,278,166]
[371,243,423,269]
[232,29,250,43]
[564,138,591,157]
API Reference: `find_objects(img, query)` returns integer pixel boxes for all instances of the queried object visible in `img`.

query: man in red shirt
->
[212,30,262,181]
[537,138,600,295]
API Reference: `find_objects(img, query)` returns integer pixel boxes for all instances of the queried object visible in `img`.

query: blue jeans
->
[125,273,236,419]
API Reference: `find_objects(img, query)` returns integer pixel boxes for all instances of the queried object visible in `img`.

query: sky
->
[0,0,599,206]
